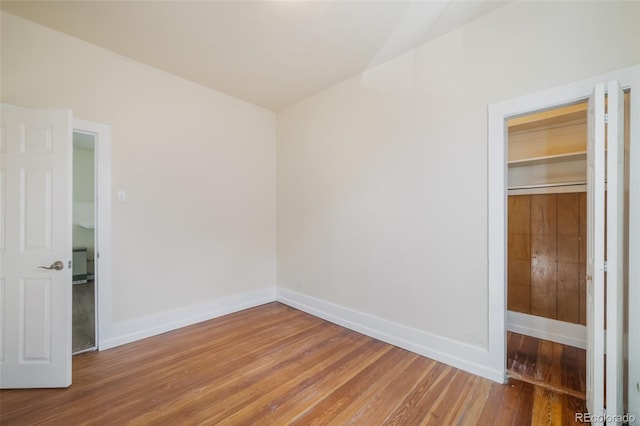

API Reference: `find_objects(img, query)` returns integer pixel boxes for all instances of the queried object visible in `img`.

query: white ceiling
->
[1,0,509,111]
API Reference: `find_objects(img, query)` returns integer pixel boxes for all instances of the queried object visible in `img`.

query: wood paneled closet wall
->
[508,192,586,325]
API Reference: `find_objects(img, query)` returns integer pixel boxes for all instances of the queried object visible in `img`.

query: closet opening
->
[504,90,632,402]
[505,99,589,398]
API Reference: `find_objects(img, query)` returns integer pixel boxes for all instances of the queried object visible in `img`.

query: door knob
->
[38,261,64,271]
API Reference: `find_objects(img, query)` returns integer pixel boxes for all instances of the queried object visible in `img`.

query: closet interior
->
[506,100,590,397]
[507,102,588,326]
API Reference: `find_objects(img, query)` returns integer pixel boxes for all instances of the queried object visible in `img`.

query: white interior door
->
[606,80,625,420]
[586,83,606,421]
[0,108,73,388]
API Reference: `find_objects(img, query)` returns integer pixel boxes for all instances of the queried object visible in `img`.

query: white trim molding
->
[507,311,586,349]
[628,65,640,420]
[277,288,505,383]
[73,118,113,351]
[100,287,276,350]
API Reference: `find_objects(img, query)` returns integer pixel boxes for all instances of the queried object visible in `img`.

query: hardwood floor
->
[1,303,586,425]
[507,331,586,400]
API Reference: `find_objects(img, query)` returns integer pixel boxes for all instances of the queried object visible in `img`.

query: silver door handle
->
[38,261,64,271]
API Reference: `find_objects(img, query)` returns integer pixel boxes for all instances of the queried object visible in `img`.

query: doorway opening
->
[505,100,589,398]
[503,89,632,405]
[72,131,97,354]
[72,117,112,358]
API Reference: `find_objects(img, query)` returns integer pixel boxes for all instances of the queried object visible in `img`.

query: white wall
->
[72,145,95,260]
[277,0,640,354]
[73,146,95,204]
[2,1,639,379]
[1,12,276,338]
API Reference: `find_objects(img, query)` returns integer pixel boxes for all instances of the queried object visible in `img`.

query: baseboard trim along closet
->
[507,310,586,349]
[99,287,277,350]
[277,288,505,383]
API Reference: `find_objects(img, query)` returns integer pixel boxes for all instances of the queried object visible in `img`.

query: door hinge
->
[605,113,609,124]
[603,261,608,272]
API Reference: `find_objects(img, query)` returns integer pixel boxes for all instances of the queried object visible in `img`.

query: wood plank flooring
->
[1,303,587,425]
[507,331,586,400]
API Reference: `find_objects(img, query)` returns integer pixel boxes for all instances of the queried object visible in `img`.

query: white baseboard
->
[507,310,586,349]
[98,286,508,383]
[99,287,276,350]
[277,288,505,383]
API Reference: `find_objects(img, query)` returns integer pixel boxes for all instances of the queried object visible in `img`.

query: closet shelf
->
[508,151,586,168]
[508,181,587,191]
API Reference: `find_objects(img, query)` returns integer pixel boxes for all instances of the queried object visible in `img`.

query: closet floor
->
[507,331,586,400]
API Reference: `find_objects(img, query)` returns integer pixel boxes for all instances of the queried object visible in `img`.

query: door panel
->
[22,168,53,251]
[21,125,54,153]
[20,278,52,362]
[0,279,4,363]
[586,83,605,421]
[1,168,5,251]
[606,80,624,419]
[0,108,72,388]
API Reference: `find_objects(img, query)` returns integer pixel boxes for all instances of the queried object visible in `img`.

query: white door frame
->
[487,65,639,411]
[72,119,112,351]
[629,71,640,420]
